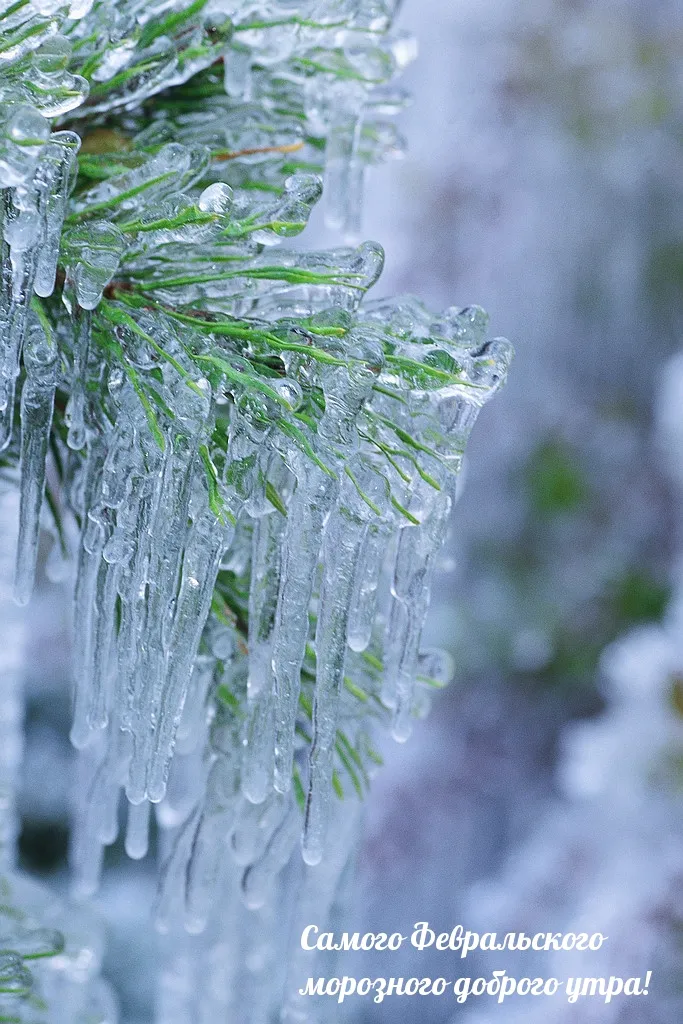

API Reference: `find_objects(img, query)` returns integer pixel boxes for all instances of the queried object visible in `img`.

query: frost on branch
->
[0,1,511,1020]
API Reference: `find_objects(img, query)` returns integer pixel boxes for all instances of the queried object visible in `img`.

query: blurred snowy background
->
[15,0,683,1021]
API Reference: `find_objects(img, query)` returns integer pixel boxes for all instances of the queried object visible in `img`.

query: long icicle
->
[302,506,365,866]
[14,309,57,605]
[146,500,232,803]
[242,507,286,804]
[70,437,108,749]
[271,462,336,795]
[0,187,40,451]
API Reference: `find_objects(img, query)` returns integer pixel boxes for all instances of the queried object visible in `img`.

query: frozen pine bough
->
[1,0,511,1019]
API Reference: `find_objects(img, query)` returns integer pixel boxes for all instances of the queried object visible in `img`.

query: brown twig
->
[212,140,304,162]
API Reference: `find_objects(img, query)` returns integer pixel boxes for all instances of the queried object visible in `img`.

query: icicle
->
[0,488,24,865]
[271,463,336,795]
[0,104,49,190]
[184,807,236,934]
[92,554,125,707]
[70,439,108,750]
[241,798,300,910]
[14,310,57,606]
[301,477,374,864]
[125,799,150,860]
[302,507,366,866]
[45,532,70,583]
[28,36,89,118]
[156,745,207,831]
[248,504,287,698]
[241,689,275,807]
[33,131,81,298]
[63,220,125,312]
[324,104,364,235]
[154,808,201,934]
[145,502,231,804]
[175,656,214,755]
[184,758,240,934]
[70,730,125,896]
[242,508,286,804]
[383,493,451,742]
[126,441,196,804]
[83,553,116,734]
[115,451,164,736]
[272,332,382,806]
[0,186,42,450]
[346,524,386,652]
[231,793,288,866]
[282,796,363,1024]
[84,421,141,736]
[65,306,92,451]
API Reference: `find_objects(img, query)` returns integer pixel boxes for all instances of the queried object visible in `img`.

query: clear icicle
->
[0,186,41,450]
[347,524,386,652]
[241,798,300,910]
[242,690,276,806]
[14,311,57,606]
[248,511,286,700]
[242,509,286,804]
[223,44,252,99]
[303,508,365,866]
[231,793,288,867]
[70,440,108,749]
[65,306,92,451]
[384,494,451,742]
[154,807,201,934]
[271,464,336,794]
[0,104,49,189]
[184,808,235,934]
[115,453,164,735]
[33,131,81,298]
[184,758,240,934]
[145,504,231,804]
[63,220,125,311]
[126,442,196,804]
[125,799,150,860]
[325,106,364,235]
[175,656,214,755]
[0,488,25,866]
[156,745,207,832]
[71,727,130,897]
[88,556,117,732]
[283,796,363,1024]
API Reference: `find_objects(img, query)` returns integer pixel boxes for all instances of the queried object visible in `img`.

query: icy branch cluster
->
[1,1,511,1019]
